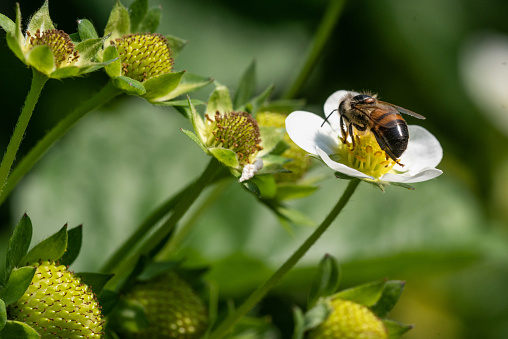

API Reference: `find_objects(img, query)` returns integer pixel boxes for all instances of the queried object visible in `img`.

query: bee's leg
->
[339,115,348,145]
[372,130,404,167]
[348,123,356,150]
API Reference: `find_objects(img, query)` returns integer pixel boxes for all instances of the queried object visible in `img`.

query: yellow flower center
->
[331,132,397,179]
[27,29,79,67]
[112,33,173,82]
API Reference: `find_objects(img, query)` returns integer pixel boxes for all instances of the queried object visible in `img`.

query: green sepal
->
[158,72,212,102]
[256,162,291,176]
[99,289,120,316]
[2,214,32,286]
[187,97,206,142]
[137,261,179,281]
[249,175,276,199]
[270,140,290,156]
[20,224,68,265]
[77,19,98,40]
[391,181,415,191]
[274,205,315,227]
[142,70,185,102]
[75,37,105,64]
[103,45,121,77]
[258,126,286,156]
[0,13,15,35]
[181,129,208,154]
[0,266,36,306]
[303,302,332,330]
[292,306,305,339]
[0,320,40,339]
[26,45,54,76]
[209,148,239,168]
[371,280,405,318]
[244,84,274,116]
[206,83,233,116]
[308,255,341,308]
[50,66,80,79]
[104,0,130,41]
[166,35,187,58]
[275,184,319,201]
[138,7,162,33]
[384,319,413,339]
[128,0,148,32]
[0,299,6,331]
[157,99,206,107]
[27,1,55,33]
[334,171,357,180]
[59,225,83,266]
[233,60,256,110]
[5,4,24,62]
[76,272,114,296]
[113,76,146,96]
[243,180,261,198]
[333,280,385,307]
[108,299,149,333]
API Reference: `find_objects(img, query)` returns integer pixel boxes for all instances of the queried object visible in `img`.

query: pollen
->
[112,33,174,82]
[334,132,397,179]
[27,29,79,67]
[204,111,263,166]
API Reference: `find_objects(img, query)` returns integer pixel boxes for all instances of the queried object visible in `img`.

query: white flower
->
[285,90,443,186]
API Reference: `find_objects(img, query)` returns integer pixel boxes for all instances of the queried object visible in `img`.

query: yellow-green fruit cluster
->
[309,299,387,339]
[123,271,208,339]
[257,111,311,182]
[8,261,103,339]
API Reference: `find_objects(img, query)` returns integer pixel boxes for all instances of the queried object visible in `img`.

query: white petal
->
[323,90,360,132]
[381,168,443,183]
[285,111,340,155]
[316,147,373,180]
[397,125,443,174]
[239,159,264,182]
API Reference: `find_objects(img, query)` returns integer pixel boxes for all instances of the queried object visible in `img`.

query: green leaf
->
[209,148,238,168]
[104,0,130,39]
[108,299,149,333]
[27,1,55,33]
[292,306,305,339]
[0,320,40,339]
[143,71,185,102]
[138,7,161,33]
[128,0,148,32]
[158,72,212,102]
[166,35,187,58]
[59,225,83,266]
[308,255,341,308]
[275,184,319,201]
[384,319,413,339]
[245,84,274,116]
[0,13,15,34]
[27,45,55,76]
[371,280,405,318]
[20,224,68,265]
[77,19,98,40]
[76,272,114,296]
[181,129,208,154]
[261,99,306,114]
[0,266,36,305]
[113,76,146,96]
[233,61,256,110]
[334,280,386,307]
[258,126,286,156]
[0,299,6,331]
[206,83,233,116]
[303,302,332,330]
[103,45,121,78]
[3,214,32,285]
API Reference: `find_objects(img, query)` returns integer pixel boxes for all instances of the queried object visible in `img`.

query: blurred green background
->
[1,0,508,338]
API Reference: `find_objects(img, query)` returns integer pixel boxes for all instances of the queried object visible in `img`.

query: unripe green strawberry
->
[309,299,387,339]
[8,261,103,339]
[123,271,208,339]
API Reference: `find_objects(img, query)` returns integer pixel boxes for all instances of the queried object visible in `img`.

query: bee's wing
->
[379,101,426,120]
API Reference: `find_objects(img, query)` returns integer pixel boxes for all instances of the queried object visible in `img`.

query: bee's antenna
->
[321,109,337,127]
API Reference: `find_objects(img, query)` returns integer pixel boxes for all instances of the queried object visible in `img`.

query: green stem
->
[0,80,122,206]
[0,69,48,197]
[158,178,232,259]
[209,179,360,339]
[282,0,346,100]
[106,158,223,288]
[100,182,190,273]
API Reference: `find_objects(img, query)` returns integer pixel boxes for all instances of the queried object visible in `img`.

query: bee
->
[323,92,425,164]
